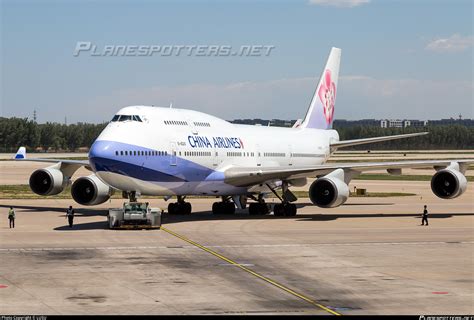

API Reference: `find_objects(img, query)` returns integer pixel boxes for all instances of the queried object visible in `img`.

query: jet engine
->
[431,168,467,199]
[71,174,113,205]
[309,173,349,208]
[29,167,67,196]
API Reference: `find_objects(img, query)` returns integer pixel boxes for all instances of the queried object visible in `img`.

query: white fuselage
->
[88,106,339,196]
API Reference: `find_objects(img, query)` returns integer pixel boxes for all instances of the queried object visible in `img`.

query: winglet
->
[14,147,26,159]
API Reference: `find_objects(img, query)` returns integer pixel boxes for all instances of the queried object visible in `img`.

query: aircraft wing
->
[223,159,474,187]
[330,132,428,149]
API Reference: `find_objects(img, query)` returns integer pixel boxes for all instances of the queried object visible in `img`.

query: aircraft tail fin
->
[300,47,341,130]
[14,147,26,159]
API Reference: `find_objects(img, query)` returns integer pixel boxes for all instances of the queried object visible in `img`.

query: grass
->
[0,184,416,200]
[0,185,120,200]
[327,158,474,163]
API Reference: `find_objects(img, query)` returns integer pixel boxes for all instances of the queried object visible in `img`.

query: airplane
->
[14,47,473,216]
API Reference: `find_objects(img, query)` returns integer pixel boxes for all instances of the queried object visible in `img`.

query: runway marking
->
[0,240,472,253]
[160,226,341,316]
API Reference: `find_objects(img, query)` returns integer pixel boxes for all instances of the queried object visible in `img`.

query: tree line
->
[334,124,473,150]
[0,117,106,152]
[0,117,472,152]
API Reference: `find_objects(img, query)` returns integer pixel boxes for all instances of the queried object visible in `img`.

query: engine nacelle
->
[431,168,467,199]
[309,175,349,208]
[71,175,113,206]
[29,168,66,196]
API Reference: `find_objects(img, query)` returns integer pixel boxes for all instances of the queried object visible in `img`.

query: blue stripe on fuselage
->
[89,140,223,183]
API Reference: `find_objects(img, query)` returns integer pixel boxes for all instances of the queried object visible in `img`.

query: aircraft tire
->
[273,204,285,216]
[226,202,236,214]
[183,202,192,214]
[284,203,297,216]
[168,202,176,214]
[259,203,269,215]
[212,202,222,214]
[248,203,258,215]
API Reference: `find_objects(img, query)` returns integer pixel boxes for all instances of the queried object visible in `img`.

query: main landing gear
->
[212,196,236,215]
[273,202,297,217]
[267,182,297,217]
[248,194,270,215]
[168,196,192,214]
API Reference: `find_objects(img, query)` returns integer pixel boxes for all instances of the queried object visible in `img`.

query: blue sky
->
[1,0,473,123]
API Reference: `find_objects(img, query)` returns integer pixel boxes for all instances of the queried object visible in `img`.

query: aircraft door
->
[212,149,218,167]
[169,142,177,166]
[288,144,293,166]
[256,144,261,166]
[187,119,198,135]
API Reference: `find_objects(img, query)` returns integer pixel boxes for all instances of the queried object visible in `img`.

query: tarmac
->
[0,179,473,315]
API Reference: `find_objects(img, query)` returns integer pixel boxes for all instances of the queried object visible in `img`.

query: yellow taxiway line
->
[161,226,341,316]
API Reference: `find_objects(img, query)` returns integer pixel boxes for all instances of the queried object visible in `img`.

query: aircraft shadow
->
[2,204,473,230]
[54,221,109,231]
[162,211,474,224]
[296,202,393,209]
[0,204,108,217]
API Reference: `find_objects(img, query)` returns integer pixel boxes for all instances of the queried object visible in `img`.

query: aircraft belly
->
[96,171,246,196]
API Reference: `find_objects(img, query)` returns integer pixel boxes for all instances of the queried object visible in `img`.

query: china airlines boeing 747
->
[14,48,473,216]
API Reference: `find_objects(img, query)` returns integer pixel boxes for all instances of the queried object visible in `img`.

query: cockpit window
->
[111,114,143,122]
[133,115,143,122]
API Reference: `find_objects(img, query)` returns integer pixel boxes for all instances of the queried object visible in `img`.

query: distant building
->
[334,119,379,127]
[380,119,428,128]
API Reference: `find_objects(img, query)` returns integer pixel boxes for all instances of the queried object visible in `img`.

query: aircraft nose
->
[88,140,114,171]
[89,140,110,158]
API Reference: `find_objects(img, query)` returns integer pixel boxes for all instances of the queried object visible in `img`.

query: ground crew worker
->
[421,205,429,226]
[66,206,75,228]
[8,207,15,229]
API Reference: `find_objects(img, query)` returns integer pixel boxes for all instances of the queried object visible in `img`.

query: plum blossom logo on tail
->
[318,69,336,125]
